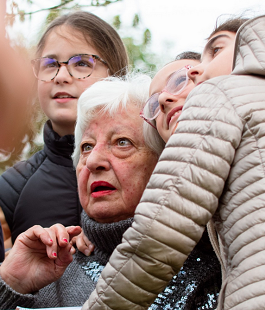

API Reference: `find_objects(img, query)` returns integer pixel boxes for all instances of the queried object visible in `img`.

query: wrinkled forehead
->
[82,104,143,135]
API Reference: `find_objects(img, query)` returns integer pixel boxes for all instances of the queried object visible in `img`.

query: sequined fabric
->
[80,214,221,310]
[149,231,221,310]
[80,236,221,310]
[82,261,104,283]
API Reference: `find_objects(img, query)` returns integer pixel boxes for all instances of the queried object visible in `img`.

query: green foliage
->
[143,29,151,45]
[113,15,121,29]
[112,14,159,73]
[18,10,25,22]
[6,0,122,26]
[122,35,156,72]
[132,14,139,27]
[46,9,61,25]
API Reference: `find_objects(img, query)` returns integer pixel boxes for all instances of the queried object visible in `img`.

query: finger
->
[70,246,76,255]
[21,225,54,247]
[55,243,75,268]
[69,236,77,247]
[47,224,71,248]
[43,226,59,259]
[76,233,94,256]
[66,226,82,240]
[19,225,56,259]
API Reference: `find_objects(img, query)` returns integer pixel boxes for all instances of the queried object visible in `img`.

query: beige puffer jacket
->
[83,15,265,310]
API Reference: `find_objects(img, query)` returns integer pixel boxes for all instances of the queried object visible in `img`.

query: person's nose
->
[158,91,179,114]
[187,64,204,84]
[53,65,73,84]
[85,144,111,172]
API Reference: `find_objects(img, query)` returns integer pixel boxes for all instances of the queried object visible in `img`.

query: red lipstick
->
[90,181,116,198]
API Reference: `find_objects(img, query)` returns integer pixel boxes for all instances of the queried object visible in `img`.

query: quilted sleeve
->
[83,81,244,310]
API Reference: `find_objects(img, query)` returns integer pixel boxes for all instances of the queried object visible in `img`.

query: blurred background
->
[1,0,265,171]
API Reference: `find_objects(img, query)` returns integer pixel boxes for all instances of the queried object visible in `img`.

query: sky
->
[6,0,265,69]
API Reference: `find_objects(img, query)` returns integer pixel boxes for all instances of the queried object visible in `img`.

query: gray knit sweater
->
[0,212,221,309]
[0,211,133,309]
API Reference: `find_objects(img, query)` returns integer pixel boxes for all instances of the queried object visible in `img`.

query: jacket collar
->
[233,15,265,76]
[43,120,75,167]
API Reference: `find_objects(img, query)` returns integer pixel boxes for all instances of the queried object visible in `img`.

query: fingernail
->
[84,249,91,257]
[89,245,94,251]
[50,239,53,242]
[63,238,68,243]
[53,252,57,257]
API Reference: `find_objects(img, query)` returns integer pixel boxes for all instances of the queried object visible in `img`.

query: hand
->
[0,224,81,294]
[70,229,94,256]
[0,0,34,151]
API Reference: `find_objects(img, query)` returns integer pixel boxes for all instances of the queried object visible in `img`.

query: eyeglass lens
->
[145,69,188,120]
[33,55,96,81]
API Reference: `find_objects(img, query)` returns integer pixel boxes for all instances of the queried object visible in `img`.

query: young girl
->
[0,11,128,246]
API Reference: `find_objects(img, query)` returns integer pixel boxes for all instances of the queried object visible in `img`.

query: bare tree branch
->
[10,0,121,16]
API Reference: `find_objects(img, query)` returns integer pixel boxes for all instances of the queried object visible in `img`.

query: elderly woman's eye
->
[81,143,93,153]
[117,138,131,147]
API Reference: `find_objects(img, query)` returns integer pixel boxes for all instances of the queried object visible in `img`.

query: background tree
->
[0,0,161,172]
[6,0,123,26]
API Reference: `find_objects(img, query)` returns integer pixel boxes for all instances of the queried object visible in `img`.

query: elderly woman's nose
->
[85,145,111,172]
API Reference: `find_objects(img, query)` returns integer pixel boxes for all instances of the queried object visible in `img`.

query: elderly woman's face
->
[76,104,158,223]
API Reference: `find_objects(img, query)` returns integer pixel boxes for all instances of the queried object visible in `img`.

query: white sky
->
[6,0,265,69]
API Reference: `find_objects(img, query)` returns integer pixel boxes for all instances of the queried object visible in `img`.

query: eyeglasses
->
[140,65,192,129]
[31,54,107,82]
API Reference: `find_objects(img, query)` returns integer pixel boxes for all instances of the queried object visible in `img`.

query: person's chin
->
[90,213,122,224]
[87,200,122,223]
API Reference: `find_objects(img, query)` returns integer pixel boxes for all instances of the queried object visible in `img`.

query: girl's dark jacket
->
[0,120,82,243]
[0,225,4,262]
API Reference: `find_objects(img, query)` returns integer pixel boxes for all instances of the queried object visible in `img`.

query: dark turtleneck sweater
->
[0,120,82,243]
[0,211,221,310]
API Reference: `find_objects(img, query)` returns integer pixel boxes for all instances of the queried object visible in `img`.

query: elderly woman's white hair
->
[143,109,165,157]
[72,73,164,167]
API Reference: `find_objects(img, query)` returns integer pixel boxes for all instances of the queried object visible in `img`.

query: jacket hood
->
[232,14,265,76]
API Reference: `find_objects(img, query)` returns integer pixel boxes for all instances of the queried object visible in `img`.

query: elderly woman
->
[0,74,159,308]
[84,52,222,310]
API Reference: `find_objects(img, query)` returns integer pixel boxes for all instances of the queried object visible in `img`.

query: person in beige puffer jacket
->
[83,14,265,310]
